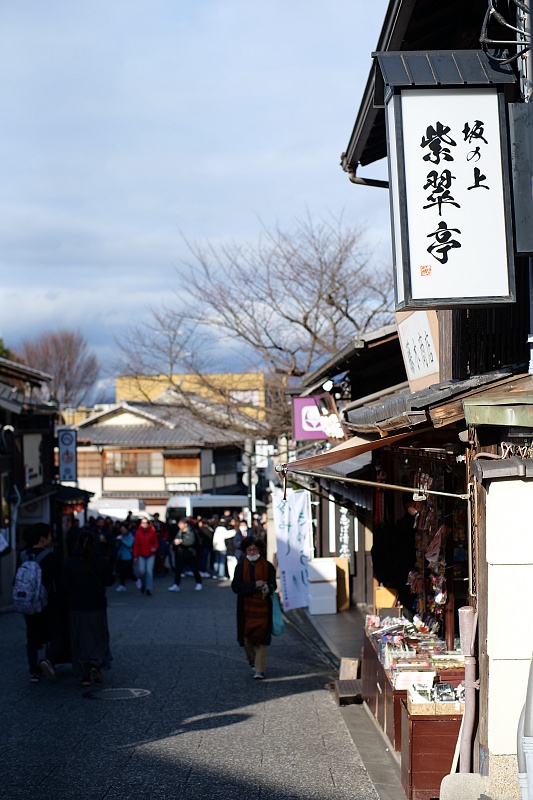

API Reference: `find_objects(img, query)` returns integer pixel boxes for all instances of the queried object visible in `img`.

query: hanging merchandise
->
[392,450,468,641]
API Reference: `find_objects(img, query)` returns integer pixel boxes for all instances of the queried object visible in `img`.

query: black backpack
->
[181,527,197,549]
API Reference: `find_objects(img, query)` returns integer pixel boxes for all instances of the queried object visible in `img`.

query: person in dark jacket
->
[114,524,134,591]
[61,531,114,686]
[18,522,62,683]
[231,537,276,680]
[168,518,203,592]
[196,517,213,577]
[391,493,419,616]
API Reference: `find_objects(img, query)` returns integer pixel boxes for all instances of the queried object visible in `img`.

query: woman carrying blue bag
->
[232,536,278,680]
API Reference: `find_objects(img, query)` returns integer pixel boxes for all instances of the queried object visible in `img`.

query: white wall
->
[486,478,533,754]
[102,477,166,492]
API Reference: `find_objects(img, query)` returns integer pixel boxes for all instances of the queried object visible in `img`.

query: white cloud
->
[0,0,392,371]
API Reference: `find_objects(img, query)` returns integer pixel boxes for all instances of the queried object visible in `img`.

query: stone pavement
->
[1,574,386,800]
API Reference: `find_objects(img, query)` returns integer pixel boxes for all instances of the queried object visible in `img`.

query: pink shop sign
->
[292,397,327,441]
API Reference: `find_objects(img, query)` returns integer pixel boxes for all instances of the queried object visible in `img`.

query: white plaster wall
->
[102,477,166,492]
[77,477,102,497]
[486,479,533,564]
[486,478,533,755]
[487,658,531,756]
[100,412,150,426]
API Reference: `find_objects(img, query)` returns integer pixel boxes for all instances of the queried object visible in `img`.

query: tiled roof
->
[0,380,57,414]
[76,419,241,448]
[0,382,24,412]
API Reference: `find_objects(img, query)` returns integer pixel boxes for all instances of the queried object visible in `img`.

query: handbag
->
[271,592,285,636]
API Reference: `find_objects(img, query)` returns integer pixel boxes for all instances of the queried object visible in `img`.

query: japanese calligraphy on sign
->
[396,309,440,391]
[272,487,313,611]
[387,88,513,307]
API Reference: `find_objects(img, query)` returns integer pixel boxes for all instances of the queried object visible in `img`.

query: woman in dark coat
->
[61,532,114,686]
[231,537,276,680]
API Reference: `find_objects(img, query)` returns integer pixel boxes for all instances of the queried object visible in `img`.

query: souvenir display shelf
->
[362,617,465,754]
[400,699,462,800]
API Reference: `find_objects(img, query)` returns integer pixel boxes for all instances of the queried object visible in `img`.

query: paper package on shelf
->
[393,670,436,690]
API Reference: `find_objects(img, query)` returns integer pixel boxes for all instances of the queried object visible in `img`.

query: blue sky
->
[0,0,390,387]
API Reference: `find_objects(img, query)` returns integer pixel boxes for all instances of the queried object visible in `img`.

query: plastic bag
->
[272,592,285,636]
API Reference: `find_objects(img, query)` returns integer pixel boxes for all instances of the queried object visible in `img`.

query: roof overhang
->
[373,50,516,104]
[56,485,94,504]
[300,324,399,393]
[346,368,522,433]
[282,371,529,476]
[0,357,53,386]
[341,0,513,178]
[463,374,533,427]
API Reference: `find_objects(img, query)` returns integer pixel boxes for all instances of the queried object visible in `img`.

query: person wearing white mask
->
[231,537,276,680]
[233,520,251,562]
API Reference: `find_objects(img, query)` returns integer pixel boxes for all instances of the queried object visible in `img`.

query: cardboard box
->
[334,557,350,612]
[308,594,337,615]
[435,700,464,716]
[308,558,337,582]
[374,585,397,610]
[407,698,436,715]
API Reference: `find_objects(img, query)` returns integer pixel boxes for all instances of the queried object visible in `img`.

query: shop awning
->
[56,485,94,505]
[281,431,415,474]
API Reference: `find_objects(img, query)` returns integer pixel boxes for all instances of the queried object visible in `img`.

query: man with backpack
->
[14,522,61,682]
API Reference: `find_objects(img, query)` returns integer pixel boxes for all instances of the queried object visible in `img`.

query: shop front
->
[283,368,533,799]
[0,356,58,610]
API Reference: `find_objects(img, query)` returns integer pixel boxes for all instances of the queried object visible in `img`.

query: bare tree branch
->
[115,213,394,435]
[16,330,99,408]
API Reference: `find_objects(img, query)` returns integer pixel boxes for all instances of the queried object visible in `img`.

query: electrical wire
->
[480,0,531,65]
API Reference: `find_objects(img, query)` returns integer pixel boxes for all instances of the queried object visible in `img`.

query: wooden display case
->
[362,630,407,750]
[400,699,462,800]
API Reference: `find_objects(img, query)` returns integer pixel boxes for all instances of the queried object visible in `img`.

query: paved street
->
[1,574,379,800]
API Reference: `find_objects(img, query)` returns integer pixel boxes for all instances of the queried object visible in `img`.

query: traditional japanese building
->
[283,2,533,797]
[0,357,58,610]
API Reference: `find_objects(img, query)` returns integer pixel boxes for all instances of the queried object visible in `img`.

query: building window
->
[164,457,200,477]
[104,451,164,477]
[77,452,102,478]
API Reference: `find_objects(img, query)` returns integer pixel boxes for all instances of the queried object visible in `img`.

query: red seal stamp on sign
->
[420,264,432,277]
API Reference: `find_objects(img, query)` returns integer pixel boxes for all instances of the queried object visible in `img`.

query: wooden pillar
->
[438,309,466,381]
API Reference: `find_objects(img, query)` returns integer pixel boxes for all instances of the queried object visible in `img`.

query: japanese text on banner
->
[272,487,313,611]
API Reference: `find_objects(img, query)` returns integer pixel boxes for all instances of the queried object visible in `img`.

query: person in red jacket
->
[133,518,159,596]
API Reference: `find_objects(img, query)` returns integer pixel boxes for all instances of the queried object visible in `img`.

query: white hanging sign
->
[388,87,515,308]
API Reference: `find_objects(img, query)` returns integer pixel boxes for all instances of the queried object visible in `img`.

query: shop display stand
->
[362,630,407,750]
[400,699,462,800]
[362,630,464,800]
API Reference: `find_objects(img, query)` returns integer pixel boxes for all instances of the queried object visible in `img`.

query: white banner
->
[272,487,313,611]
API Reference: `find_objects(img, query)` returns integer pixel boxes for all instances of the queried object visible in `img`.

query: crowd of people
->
[16,508,272,685]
